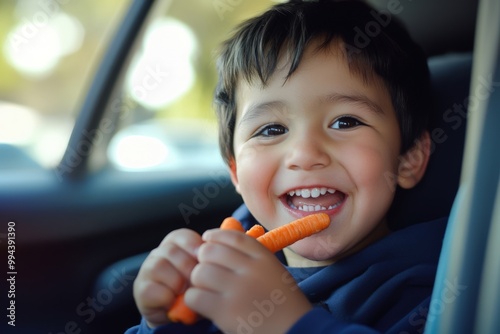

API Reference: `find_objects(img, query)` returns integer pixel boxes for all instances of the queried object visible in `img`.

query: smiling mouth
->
[283,187,346,212]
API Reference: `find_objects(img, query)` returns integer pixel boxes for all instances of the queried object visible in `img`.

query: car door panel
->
[0,169,241,333]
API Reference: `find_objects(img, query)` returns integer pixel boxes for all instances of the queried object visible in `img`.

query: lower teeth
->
[288,198,342,212]
[298,204,339,212]
[300,205,325,212]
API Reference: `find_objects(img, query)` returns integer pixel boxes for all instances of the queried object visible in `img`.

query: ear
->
[397,131,431,189]
[228,158,241,194]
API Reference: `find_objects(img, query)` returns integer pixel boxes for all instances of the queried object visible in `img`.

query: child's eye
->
[331,116,364,129]
[254,124,288,137]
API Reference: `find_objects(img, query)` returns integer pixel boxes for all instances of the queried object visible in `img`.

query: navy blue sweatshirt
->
[126,204,447,334]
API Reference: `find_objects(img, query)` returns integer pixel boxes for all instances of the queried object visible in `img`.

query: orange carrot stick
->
[220,216,245,232]
[166,294,197,325]
[257,213,330,253]
[245,224,266,238]
[167,213,330,324]
[167,216,245,324]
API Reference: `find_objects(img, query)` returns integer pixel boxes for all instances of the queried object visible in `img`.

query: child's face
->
[230,44,407,262]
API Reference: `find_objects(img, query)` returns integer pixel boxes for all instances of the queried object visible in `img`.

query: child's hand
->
[185,229,312,334]
[133,228,203,329]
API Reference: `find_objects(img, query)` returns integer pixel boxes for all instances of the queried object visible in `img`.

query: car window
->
[98,0,276,172]
[0,0,130,169]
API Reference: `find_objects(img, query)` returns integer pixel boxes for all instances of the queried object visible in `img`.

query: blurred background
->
[0,0,277,172]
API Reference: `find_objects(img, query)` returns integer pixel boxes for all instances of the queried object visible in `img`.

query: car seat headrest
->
[388,53,473,230]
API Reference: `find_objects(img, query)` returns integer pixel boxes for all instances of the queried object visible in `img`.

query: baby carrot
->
[257,213,330,253]
[167,216,245,324]
[220,216,245,232]
[245,224,266,238]
[167,294,197,325]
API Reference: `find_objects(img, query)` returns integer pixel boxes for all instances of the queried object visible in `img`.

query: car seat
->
[387,52,472,230]
[425,0,500,332]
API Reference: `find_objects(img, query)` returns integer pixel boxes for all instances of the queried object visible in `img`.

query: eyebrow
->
[322,92,385,115]
[238,92,385,127]
[238,100,287,127]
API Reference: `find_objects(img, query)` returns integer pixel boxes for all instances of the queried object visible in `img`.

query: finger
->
[196,240,254,272]
[183,286,221,320]
[134,279,175,311]
[139,251,187,294]
[152,229,203,280]
[150,244,198,282]
[202,229,268,258]
[190,261,235,293]
[162,228,203,258]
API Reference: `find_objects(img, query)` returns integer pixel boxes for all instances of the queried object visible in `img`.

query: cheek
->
[342,142,399,206]
[234,145,278,214]
[342,133,400,186]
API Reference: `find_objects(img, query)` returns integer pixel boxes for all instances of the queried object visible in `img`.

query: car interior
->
[0,0,498,333]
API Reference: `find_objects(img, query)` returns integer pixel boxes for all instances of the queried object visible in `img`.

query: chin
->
[290,238,341,263]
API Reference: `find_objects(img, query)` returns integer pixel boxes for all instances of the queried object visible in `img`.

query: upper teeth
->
[287,187,336,198]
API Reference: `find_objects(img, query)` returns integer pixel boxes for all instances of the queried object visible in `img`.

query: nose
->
[285,130,331,171]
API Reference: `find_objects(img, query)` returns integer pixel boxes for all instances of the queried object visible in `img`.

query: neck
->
[283,247,335,267]
[283,220,391,267]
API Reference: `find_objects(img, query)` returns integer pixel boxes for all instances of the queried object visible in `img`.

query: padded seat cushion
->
[388,53,472,230]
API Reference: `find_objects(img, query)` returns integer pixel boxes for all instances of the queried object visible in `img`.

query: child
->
[127,0,447,333]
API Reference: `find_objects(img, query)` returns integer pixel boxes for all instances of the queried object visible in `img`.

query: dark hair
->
[214,0,430,164]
